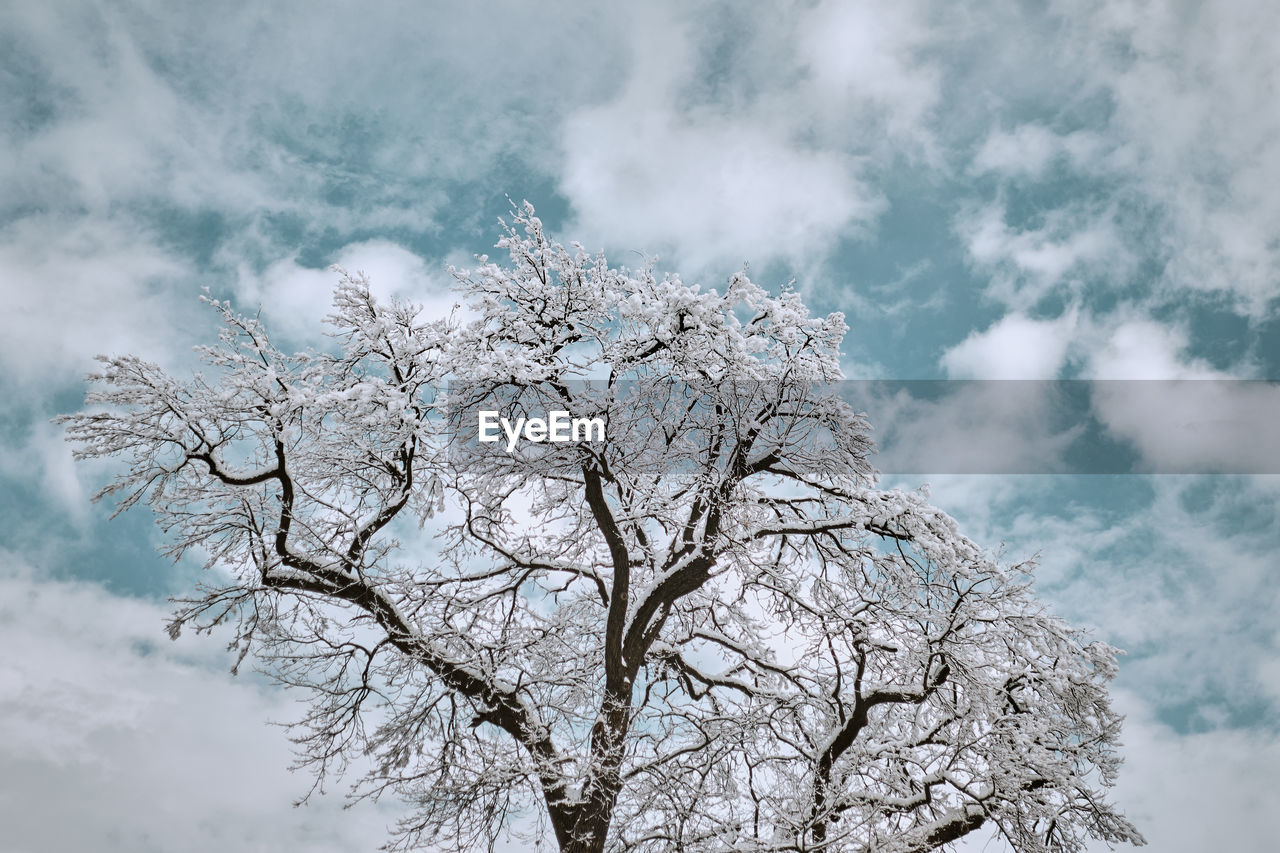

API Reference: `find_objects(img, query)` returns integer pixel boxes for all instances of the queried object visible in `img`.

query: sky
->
[1,0,1278,850]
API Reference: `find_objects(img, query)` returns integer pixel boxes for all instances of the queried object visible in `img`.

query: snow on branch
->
[61,203,1142,853]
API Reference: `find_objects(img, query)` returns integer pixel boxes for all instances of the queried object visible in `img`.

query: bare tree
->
[62,204,1143,853]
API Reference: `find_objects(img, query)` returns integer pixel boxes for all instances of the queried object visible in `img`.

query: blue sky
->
[1,1,1278,850]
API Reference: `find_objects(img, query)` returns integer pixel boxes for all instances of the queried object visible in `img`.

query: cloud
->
[0,215,197,388]
[1088,692,1279,853]
[937,308,1277,473]
[796,0,943,151]
[971,125,1107,179]
[874,471,1280,852]
[923,472,1280,851]
[1084,319,1218,381]
[0,2,271,218]
[1077,320,1280,473]
[233,240,464,345]
[1078,0,1280,316]
[951,689,1280,853]
[0,563,402,852]
[941,309,1080,378]
[948,0,1280,351]
[560,103,882,274]
[0,417,93,525]
[852,382,1083,474]
[0,0,635,254]
[956,201,1129,309]
[958,0,1280,318]
[927,474,1280,729]
[557,0,949,275]
[556,4,877,274]
[1090,382,1280,475]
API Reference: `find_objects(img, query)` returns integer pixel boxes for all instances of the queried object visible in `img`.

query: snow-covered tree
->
[62,205,1143,853]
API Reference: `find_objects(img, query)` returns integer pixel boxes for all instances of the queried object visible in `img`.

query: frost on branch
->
[61,204,1143,853]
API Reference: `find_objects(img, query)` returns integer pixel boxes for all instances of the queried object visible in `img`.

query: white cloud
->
[1,3,272,218]
[949,2,1280,322]
[557,2,879,274]
[233,240,464,345]
[0,418,92,525]
[884,471,1280,852]
[0,563,402,852]
[0,216,196,387]
[927,472,1280,851]
[1077,319,1280,473]
[862,382,1081,474]
[957,201,1128,309]
[1025,0,1280,316]
[934,474,1280,725]
[951,690,1280,853]
[1089,693,1279,853]
[796,0,942,152]
[1091,382,1280,475]
[971,125,1107,179]
[937,310,1277,474]
[1110,0,1280,314]
[1085,319,1217,381]
[561,104,882,274]
[556,0,952,275]
[0,0,636,254]
[941,309,1079,378]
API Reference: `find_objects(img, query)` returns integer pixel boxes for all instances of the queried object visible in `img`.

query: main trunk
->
[559,689,630,853]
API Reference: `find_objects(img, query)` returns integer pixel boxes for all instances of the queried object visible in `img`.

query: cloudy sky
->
[2,1,1278,850]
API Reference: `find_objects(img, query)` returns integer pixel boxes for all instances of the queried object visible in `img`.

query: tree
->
[62,204,1144,853]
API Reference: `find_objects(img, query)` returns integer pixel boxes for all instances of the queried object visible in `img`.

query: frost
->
[59,204,1142,853]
